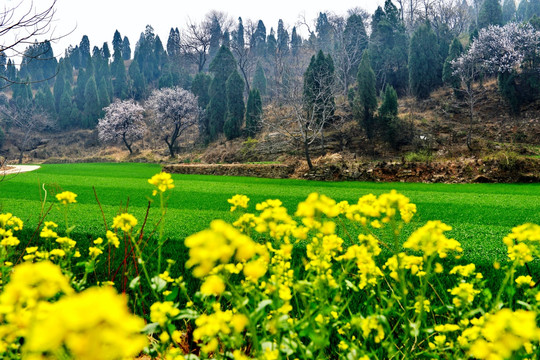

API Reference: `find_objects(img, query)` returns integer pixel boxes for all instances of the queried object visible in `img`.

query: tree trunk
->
[467,95,474,152]
[304,139,313,170]
[18,149,24,164]
[122,134,133,154]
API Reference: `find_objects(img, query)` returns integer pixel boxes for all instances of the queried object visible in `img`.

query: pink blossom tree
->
[147,87,198,157]
[97,99,146,154]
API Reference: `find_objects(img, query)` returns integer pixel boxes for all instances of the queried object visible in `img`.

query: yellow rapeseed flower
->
[148,172,175,196]
[227,194,250,212]
[200,275,226,296]
[150,301,180,327]
[112,213,138,232]
[55,191,77,205]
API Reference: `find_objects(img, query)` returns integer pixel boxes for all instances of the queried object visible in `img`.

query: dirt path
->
[0,165,41,175]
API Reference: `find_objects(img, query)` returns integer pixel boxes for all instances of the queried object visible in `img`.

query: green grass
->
[1,163,539,287]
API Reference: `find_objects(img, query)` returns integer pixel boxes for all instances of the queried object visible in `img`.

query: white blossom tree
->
[147,87,198,158]
[97,100,146,154]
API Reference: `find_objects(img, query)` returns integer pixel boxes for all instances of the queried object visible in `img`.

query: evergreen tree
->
[128,60,146,101]
[35,87,56,118]
[478,0,503,28]
[315,13,333,53]
[266,28,277,56]
[98,77,111,110]
[207,46,237,138]
[209,16,222,62]
[6,59,16,82]
[235,18,245,49]
[224,70,245,140]
[251,20,267,57]
[503,0,517,23]
[252,62,267,97]
[53,71,65,112]
[112,30,123,54]
[74,68,88,110]
[112,50,128,99]
[79,35,91,68]
[303,51,335,124]
[83,76,101,128]
[58,91,74,128]
[369,1,409,94]
[443,38,464,98]
[409,22,440,100]
[122,36,131,60]
[277,19,289,55]
[343,13,368,92]
[191,72,212,137]
[12,78,32,107]
[354,51,377,140]
[102,42,111,61]
[222,31,231,49]
[245,89,262,137]
[167,28,181,57]
[291,27,302,57]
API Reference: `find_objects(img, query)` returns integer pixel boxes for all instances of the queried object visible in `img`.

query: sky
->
[44,0,384,57]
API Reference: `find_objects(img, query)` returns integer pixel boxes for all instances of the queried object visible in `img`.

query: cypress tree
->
[224,70,245,140]
[207,46,237,138]
[167,27,181,57]
[277,19,289,55]
[517,0,528,21]
[112,30,123,54]
[354,50,377,140]
[53,71,65,112]
[83,76,100,128]
[191,72,212,109]
[74,68,88,110]
[251,20,267,57]
[209,16,222,62]
[98,77,110,110]
[343,14,367,91]
[443,38,464,98]
[58,91,74,128]
[303,51,335,124]
[291,27,302,57]
[245,89,263,137]
[409,22,440,100]
[315,13,333,52]
[478,0,503,28]
[266,28,277,57]
[128,60,146,101]
[79,35,91,68]
[102,42,111,61]
[122,36,131,60]
[252,62,267,96]
[112,50,128,99]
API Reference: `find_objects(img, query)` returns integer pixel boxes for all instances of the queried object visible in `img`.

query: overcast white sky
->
[46,0,383,57]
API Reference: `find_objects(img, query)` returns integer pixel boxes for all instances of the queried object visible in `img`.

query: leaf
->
[345,280,359,292]
[256,299,273,313]
[142,322,160,334]
[129,276,140,290]
[151,276,167,292]
[174,309,199,320]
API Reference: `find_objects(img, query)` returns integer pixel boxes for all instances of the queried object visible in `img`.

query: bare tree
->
[0,100,52,164]
[147,87,198,158]
[98,100,146,154]
[0,0,68,86]
[180,20,211,73]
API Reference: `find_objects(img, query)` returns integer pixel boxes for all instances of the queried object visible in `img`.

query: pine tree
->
[191,72,212,137]
[315,13,333,53]
[98,77,110,110]
[112,30,123,54]
[224,70,245,140]
[209,16,222,62]
[102,42,111,62]
[167,28,181,58]
[517,0,528,21]
[83,76,101,128]
[343,13,368,92]
[478,0,503,28]
[122,36,131,60]
[252,62,267,97]
[207,46,237,138]
[245,89,263,137]
[503,0,517,23]
[266,28,277,57]
[409,22,440,100]
[74,68,88,111]
[354,51,377,140]
[53,71,65,112]
[235,18,245,49]
[128,60,146,101]
[112,50,128,99]
[443,38,464,98]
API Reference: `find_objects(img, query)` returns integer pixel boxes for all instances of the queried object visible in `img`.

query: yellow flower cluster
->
[338,234,383,289]
[344,190,416,226]
[112,213,138,232]
[449,282,480,307]
[404,220,463,259]
[185,219,268,278]
[503,223,540,266]
[150,301,181,326]
[193,303,248,354]
[0,213,23,247]
[462,309,540,359]
[56,191,77,205]
[25,286,146,359]
[227,194,250,212]
[148,172,175,196]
